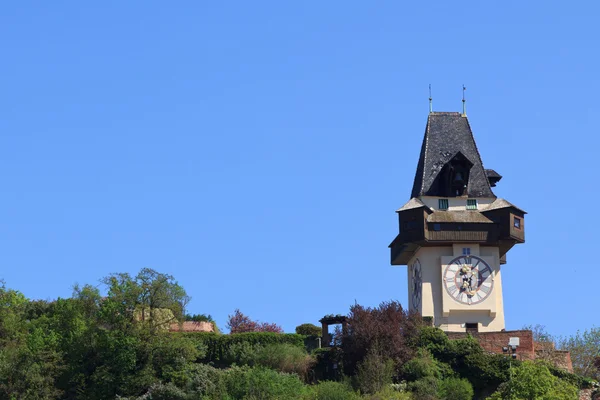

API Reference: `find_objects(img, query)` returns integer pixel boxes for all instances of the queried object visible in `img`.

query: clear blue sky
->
[1,2,598,337]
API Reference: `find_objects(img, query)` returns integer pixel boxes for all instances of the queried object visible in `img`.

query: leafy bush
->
[125,382,188,400]
[437,377,473,400]
[549,363,597,389]
[254,343,314,379]
[364,386,413,400]
[487,361,579,400]
[223,340,264,366]
[222,366,307,399]
[296,323,321,337]
[150,334,204,384]
[356,347,395,394]
[416,327,511,393]
[185,363,225,397]
[175,332,305,367]
[402,349,442,381]
[304,381,361,400]
[407,376,439,400]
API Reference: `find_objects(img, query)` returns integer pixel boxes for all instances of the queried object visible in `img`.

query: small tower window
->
[462,248,471,255]
[465,323,479,333]
[438,199,449,210]
[514,217,521,229]
[404,221,417,231]
[467,199,477,210]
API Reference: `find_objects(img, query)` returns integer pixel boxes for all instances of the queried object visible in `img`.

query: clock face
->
[410,259,422,310]
[443,255,493,305]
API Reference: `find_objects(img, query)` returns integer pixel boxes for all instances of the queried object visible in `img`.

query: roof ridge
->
[463,116,495,197]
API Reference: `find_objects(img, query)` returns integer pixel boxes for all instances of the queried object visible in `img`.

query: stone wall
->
[447,329,574,371]
[168,321,214,332]
[447,329,535,360]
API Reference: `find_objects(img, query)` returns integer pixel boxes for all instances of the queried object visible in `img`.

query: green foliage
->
[559,326,600,381]
[222,366,307,399]
[549,363,597,389]
[402,349,443,381]
[184,363,226,397]
[0,276,592,400]
[407,376,439,400]
[185,313,214,322]
[223,340,264,366]
[356,347,395,394]
[304,381,361,400]
[363,385,413,400]
[415,326,512,393]
[150,334,204,385]
[296,323,322,337]
[312,347,344,382]
[254,343,314,379]
[437,377,473,400]
[176,331,306,367]
[488,361,579,400]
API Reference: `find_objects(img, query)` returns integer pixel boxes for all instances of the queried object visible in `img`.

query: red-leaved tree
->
[341,300,421,378]
[226,309,283,334]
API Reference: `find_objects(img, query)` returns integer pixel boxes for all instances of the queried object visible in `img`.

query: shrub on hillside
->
[406,376,439,400]
[363,386,413,400]
[487,361,578,400]
[296,323,321,337]
[355,347,395,394]
[150,333,204,384]
[175,332,305,367]
[304,381,361,400]
[222,366,307,399]
[401,349,443,381]
[437,377,473,400]
[416,326,511,393]
[185,363,225,398]
[223,341,263,366]
[254,343,314,379]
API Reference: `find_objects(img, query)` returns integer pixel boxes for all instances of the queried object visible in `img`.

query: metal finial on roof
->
[429,84,433,113]
[462,85,467,116]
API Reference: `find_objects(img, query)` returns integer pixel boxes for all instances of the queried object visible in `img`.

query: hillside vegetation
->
[0,268,597,400]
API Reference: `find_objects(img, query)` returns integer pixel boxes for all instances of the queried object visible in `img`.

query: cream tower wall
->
[408,244,505,332]
[419,196,496,211]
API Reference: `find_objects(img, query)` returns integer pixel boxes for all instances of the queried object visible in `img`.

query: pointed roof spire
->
[410,112,495,198]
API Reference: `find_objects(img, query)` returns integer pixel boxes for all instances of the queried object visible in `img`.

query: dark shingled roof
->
[411,112,496,198]
[427,210,494,224]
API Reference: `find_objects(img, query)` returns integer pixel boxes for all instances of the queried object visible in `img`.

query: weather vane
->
[429,84,433,113]
[462,85,467,116]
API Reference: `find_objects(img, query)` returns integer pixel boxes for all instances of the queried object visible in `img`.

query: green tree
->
[437,377,473,400]
[356,347,395,394]
[0,282,64,399]
[559,327,600,380]
[295,323,322,337]
[488,361,578,400]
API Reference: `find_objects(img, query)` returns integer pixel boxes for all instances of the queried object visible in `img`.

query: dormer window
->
[431,152,473,197]
[438,199,449,210]
[467,199,477,210]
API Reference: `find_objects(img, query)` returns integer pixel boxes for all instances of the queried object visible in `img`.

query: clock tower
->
[390,112,525,333]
